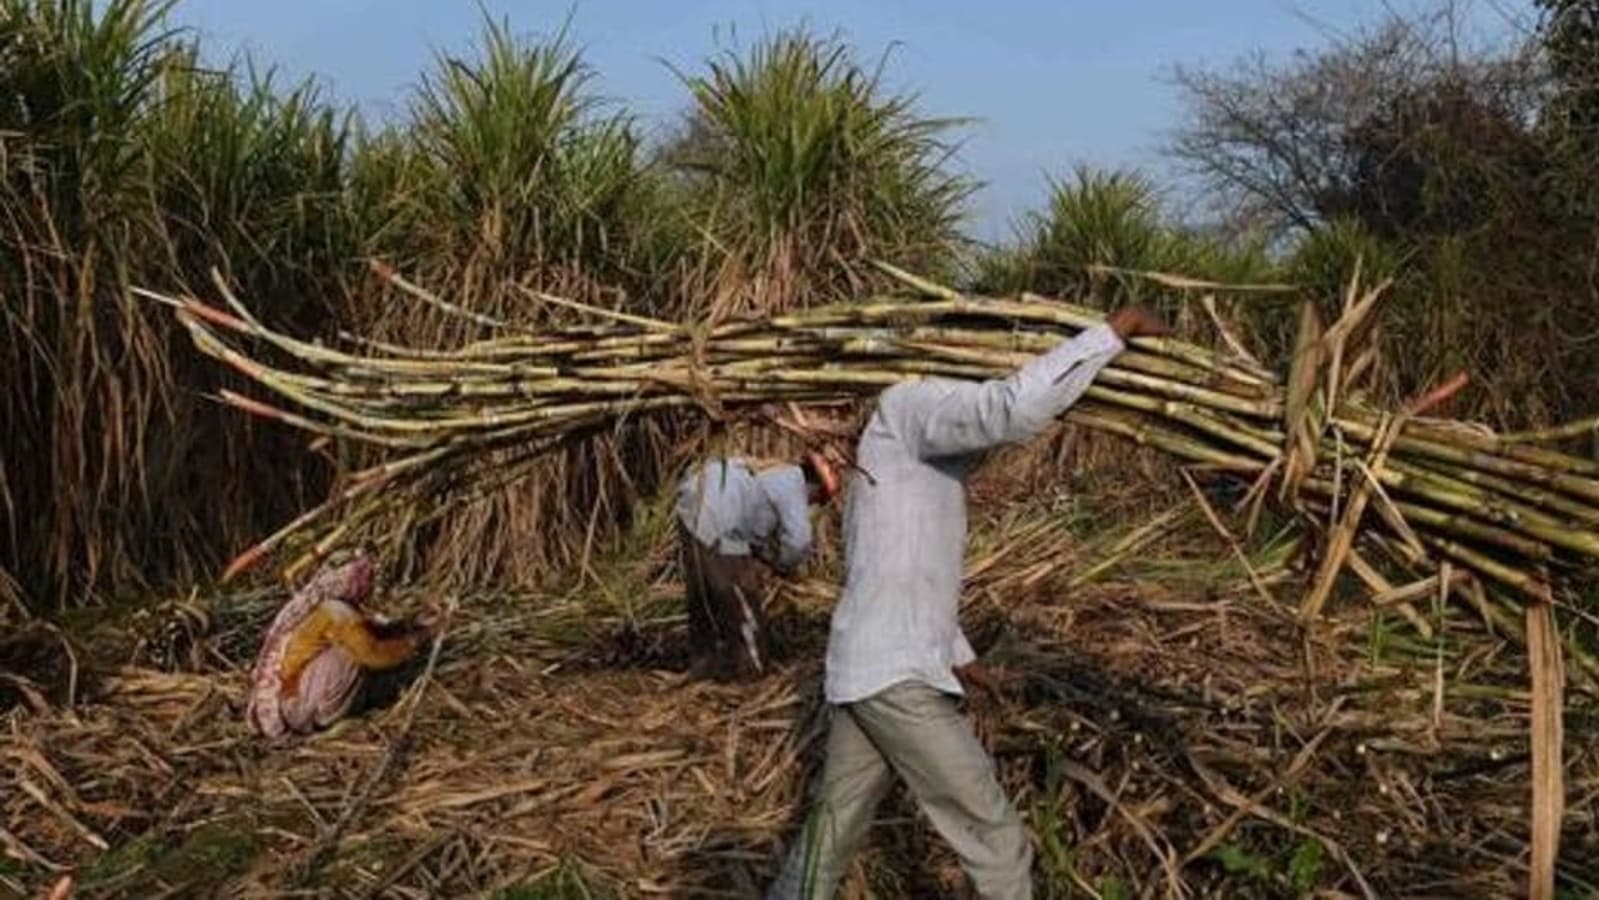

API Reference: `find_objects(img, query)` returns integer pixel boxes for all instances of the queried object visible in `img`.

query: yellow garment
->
[279,600,419,698]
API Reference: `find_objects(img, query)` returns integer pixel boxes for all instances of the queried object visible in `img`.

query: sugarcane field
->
[7,1,1599,898]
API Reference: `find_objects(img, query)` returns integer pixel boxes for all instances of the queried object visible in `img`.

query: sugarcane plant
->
[142,261,1599,666]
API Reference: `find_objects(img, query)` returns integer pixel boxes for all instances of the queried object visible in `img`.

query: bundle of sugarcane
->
[142,263,1599,624]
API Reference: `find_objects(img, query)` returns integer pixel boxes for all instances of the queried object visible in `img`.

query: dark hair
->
[799,454,822,485]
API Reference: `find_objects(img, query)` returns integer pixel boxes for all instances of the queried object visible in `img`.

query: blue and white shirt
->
[676,458,814,573]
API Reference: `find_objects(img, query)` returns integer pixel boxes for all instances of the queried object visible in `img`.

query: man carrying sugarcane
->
[768,305,1171,899]
[677,452,841,681]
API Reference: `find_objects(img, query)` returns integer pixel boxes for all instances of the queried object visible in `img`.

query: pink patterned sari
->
[245,556,374,740]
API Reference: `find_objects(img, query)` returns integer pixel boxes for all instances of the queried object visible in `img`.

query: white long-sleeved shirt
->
[824,323,1125,704]
[675,458,814,572]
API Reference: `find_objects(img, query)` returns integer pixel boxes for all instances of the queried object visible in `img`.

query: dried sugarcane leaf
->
[1526,599,1564,900]
[1282,298,1326,502]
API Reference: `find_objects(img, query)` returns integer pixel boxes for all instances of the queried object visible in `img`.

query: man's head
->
[801,451,841,505]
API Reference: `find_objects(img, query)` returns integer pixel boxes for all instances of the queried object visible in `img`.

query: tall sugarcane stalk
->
[140,267,1599,632]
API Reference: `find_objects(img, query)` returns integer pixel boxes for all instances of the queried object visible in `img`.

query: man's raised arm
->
[896,305,1169,460]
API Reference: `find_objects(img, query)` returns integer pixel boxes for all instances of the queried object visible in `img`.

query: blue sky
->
[168,0,1536,241]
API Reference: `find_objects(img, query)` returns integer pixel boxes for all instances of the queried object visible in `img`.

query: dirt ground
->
[4,475,1599,898]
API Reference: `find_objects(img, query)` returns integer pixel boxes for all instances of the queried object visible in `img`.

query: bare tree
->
[1167,6,1547,239]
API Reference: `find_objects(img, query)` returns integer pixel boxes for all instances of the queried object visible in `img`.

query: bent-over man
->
[677,452,839,681]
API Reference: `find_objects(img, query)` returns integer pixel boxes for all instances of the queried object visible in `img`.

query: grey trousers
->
[767,681,1033,899]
